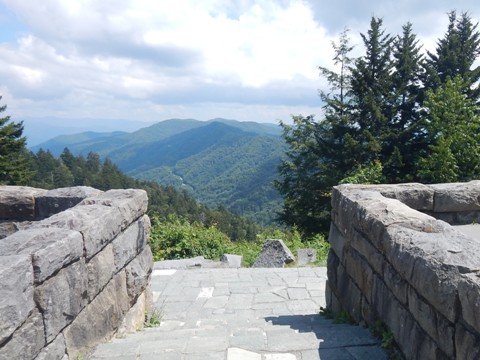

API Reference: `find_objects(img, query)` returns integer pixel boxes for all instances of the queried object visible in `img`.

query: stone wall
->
[0,186,153,360]
[327,181,480,360]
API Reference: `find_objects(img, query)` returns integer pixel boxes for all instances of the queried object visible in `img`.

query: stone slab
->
[0,255,34,346]
[0,186,46,221]
[0,227,83,284]
[35,186,103,220]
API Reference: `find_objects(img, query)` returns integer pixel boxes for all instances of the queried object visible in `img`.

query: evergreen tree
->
[386,22,424,181]
[348,17,394,165]
[416,76,480,182]
[0,98,32,185]
[423,11,480,100]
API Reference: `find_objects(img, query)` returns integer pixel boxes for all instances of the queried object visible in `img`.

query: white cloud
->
[0,0,479,124]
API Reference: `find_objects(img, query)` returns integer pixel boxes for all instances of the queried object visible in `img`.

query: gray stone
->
[32,204,124,260]
[431,180,480,212]
[0,255,34,346]
[125,246,153,304]
[220,253,243,268]
[458,274,480,334]
[80,189,148,230]
[87,243,115,301]
[113,217,150,272]
[0,186,46,221]
[343,247,373,303]
[116,290,148,337]
[297,248,316,266]
[64,270,130,358]
[0,227,83,284]
[34,333,67,360]
[407,286,454,357]
[35,186,102,220]
[34,259,88,342]
[0,221,19,239]
[455,322,480,360]
[253,239,295,268]
[0,308,44,360]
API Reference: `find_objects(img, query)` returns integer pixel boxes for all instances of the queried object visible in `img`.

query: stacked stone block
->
[327,181,480,360]
[0,186,153,359]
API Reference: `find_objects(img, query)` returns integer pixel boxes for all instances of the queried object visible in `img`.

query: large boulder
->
[253,239,295,268]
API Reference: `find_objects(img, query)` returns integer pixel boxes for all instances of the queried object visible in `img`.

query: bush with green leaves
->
[148,214,330,267]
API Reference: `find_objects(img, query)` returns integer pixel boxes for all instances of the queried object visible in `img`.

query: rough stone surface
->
[87,244,115,301]
[0,227,83,284]
[0,308,44,360]
[64,271,130,358]
[34,259,88,342]
[125,246,153,304]
[33,333,67,360]
[0,221,19,239]
[0,186,46,221]
[116,289,148,337]
[35,186,102,220]
[0,255,34,346]
[32,204,124,260]
[328,182,480,360]
[431,181,480,212]
[112,217,148,272]
[80,189,148,230]
[253,239,295,268]
[297,248,316,266]
[220,254,243,268]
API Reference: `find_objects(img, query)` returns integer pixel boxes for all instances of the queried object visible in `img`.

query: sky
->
[0,0,480,127]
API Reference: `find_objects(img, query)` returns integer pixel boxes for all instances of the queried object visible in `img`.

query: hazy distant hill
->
[31,118,285,224]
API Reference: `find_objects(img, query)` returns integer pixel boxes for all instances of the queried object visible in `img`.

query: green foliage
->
[339,160,384,185]
[416,76,480,182]
[144,305,163,328]
[0,97,33,185]
[318,307,355,324]
[148,214,230,261]
[277,12,480,235]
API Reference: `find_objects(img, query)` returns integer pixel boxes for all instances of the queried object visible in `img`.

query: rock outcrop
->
[253,239,295,268]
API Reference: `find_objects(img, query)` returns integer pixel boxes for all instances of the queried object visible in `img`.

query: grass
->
[144,304,164,328]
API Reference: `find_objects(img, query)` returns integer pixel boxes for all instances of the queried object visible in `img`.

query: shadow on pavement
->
[265,314,388,360]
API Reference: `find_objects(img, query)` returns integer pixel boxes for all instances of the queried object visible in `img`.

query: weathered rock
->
[431,181,480,212]
[297,248,316,266]
[0,308,45,360]
[35,186,103,220]
[112,216,149,272]
[34,259,88,342]
[458,274,480,334]
[125,246,153,305]
[116,290,149,337]
[32,204,123,260]
[0,255,34,346]
[33,333,67,360]
[220,254,243,268]
[0,227,83,284]
[80,189,148,230]
[64,271,130,358]
[253,239,295,268]
[455,322,480,360]
[87,244,115,301]
[0,186,46,221]
[0,221,19,239]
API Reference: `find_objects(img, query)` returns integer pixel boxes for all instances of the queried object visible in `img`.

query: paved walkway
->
[91,265,387,360]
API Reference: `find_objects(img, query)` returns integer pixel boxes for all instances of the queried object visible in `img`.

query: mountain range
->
[31,118,286,224]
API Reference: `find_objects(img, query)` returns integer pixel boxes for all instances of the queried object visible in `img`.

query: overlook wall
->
[327,181,480,360]
[0,186,153,360]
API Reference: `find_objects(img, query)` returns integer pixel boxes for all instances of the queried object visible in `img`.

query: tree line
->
[0,111,260,241]
[275,11,480,235]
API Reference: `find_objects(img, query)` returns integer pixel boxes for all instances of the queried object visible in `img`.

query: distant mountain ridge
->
[31,118,285,224]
